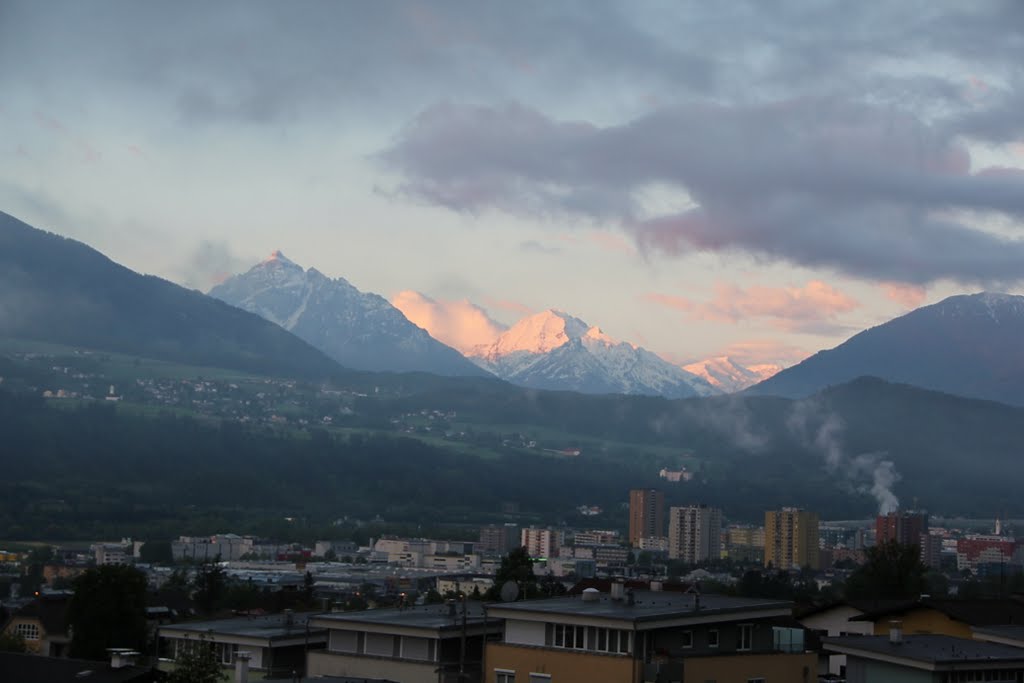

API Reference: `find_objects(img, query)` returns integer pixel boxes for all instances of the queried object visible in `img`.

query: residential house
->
[158,611,326,679]
[484,586,815,683]
[851,598,1024,640]
[824,630,1024,682]
[307,601,503,683]
[0,592,71,657]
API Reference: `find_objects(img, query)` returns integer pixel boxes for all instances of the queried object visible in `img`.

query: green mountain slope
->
[0,211,346,379]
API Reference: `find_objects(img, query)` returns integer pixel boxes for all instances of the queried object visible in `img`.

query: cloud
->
[381,96,1024,286]
[391,290,506,353]
[645,281,860,334]
[880,282,927,309]
[180,240,247,291]
[481,296,534,319]
[519,240,562,255]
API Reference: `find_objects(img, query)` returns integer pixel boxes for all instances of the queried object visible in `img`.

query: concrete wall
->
[683,651,817,683]
[308,651,439,683]
[485,642,637,683]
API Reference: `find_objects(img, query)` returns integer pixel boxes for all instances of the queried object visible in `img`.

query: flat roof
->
[824,635,1024,667]
[159,612,324,640]
[312,603,494,632]
[973,625,1024,642]
[486,591,791,625]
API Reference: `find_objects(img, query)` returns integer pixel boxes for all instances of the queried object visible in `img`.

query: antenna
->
[499,580,520,602]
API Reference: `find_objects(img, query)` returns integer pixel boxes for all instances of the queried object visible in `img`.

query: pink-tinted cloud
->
[714,339,812,368]
[646,280,860,333]
[658,280,860,322]
[392,290,507,354]
[880,282,927,309]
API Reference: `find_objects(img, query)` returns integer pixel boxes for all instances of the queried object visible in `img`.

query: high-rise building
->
[764,507,820,570]
[628,489,665,547]
[668,504,722,563]
[521,527,563,559]
[876,510,929,547]
[478,524,521,554]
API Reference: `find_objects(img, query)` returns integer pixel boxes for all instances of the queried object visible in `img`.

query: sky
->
[2,0,1023,369]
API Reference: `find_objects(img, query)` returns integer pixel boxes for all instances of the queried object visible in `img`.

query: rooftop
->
[159,611,323,640]
[824,634,1024,667]
[486,591,791,625]
[313,602,493,632]
[0,652,151,683]
[973,624,1024,643]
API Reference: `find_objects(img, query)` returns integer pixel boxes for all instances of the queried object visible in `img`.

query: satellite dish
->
[499,580,520,602]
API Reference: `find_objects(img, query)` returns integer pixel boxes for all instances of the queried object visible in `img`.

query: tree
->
[485,547,539,600]
[845,541,927,601]
[166,634,227,683]
[139,541,174,565]
[67,565,148,660]
[0,632,27,653]
[193,563,227,614]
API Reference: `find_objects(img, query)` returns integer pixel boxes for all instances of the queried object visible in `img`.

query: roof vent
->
[889,620,903,645]
[581,588,600,603]
[610,580,625,601]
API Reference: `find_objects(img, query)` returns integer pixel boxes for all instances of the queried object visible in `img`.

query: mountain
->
[683,356,783,393]
[466,309,717,398]
[0,211,344,379]
[748,292,1024,405]
[210,253,489,376]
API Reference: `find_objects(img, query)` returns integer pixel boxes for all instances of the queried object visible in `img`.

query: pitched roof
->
[8,594,71,636]
[851,598,1024,626]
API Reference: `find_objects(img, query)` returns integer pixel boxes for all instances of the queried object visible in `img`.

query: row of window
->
[171,638,237,665]
[14,623,40,641]
[681,624,751,651]
[942,671,1024,683]
[546,623,631,654]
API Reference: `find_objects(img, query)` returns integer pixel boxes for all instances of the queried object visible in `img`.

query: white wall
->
[505,620,546,646]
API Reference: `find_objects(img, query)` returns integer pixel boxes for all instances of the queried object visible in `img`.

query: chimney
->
[650,580,663,592]
[235,651,252,683]
[889,620,903,645]
[107,648,137,669]
[610,580,625,601]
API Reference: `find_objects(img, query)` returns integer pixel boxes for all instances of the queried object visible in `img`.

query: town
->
[3,493,1023,682]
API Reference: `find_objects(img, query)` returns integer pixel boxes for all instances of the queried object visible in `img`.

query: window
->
[747,678,765,683]
[495,669,515,683]
[708,629,719,648]
[681,630,693,648]
[14,623,40,640]
[738,624,753,651]
[529,674,551,683]
[215,642,237,665]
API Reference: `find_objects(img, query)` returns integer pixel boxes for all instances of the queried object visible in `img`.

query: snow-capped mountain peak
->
[210,256,489,377]
[477,309,589,358]
[468,309,718,398]
[683,356,783,393]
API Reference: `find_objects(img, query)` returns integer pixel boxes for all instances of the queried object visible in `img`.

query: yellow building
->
[764,507,820,570]
[484,586,815,683]
[852,598,1024,640]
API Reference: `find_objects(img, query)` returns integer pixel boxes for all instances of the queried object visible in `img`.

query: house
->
[850,598,1024,639]
[307,601,503,683]
[824,630,1024,682]
[796,599,906,678]
[484,585,815,683]
[157,610,327,679]
[0,592,71,656]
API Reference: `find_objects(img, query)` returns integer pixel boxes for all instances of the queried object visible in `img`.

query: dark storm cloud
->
[0,0,712,126]
[381,97,1024,285]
